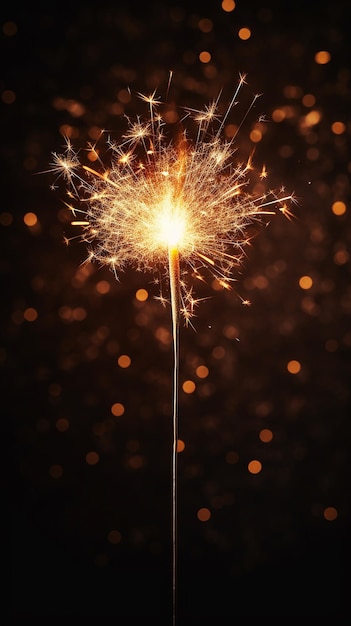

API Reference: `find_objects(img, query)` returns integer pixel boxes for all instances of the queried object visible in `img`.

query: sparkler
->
[51,73,293,625]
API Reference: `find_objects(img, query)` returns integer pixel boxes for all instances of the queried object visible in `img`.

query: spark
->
[51,76,294,322]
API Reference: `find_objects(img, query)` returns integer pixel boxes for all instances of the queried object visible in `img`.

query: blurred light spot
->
[49,464,63,479]
[58,305,72,321]
[284,85,302,99]
[250,129,262,143]
[196,365,209,378]
[259,428,273,443]
[0,212,13,226]
[304,110,321,126]
[248,460,262,474]
[224,123,238,139]
[225,450,239,464]
[314,50,331,64]
[136,288,148,301]
[177,439,185,452]
[334,248,349,265]
[86,450,99,465]
[325,339,338,352]
[301,296,320,316]
[118,89,131,104]
[279,145,294,158]
[183,380,196,394]
[255,400,272,417]
[118,354,131,368]
[23,212,38,226]
[127,454,144,469]
[2,89,16,104]
[111,402,125,416]
[197,507,211,522]
[323,506,338,521]
[331,121,345,135]
[23,307,38,322]
[96,280,110,294]
[222,0,235,11]
[306,147,319,161]
[87,150,99,162]
[238,27,251,40]
[272,108,285,122]
[198,18,213,32]
[56,417,69,432]
[302,94,316,107]
[223,324,239,339]
[3,21,18,36]
[59,123,78,139]
[332,201,346,216]
[287,359,301,374]
[72,307,87,321]
[155,326,172,345]
[299,275,313,289]
[199,50,211,63]
[212,346,225,359]
[107,530,122,544]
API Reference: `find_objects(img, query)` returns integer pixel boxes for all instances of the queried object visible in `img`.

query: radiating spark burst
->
[52,76,294,321]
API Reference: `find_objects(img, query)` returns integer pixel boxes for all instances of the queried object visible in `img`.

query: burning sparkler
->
[50,73,294,625]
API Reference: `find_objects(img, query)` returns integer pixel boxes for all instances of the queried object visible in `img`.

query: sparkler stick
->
[168,244,180,626]
[50,75,294,624]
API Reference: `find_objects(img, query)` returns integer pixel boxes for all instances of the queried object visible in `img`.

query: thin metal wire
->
[169,246,180,626]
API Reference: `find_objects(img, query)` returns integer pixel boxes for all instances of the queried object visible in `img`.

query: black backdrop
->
[3,0,350,620]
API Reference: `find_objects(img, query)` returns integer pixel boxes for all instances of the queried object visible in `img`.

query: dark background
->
[2,0,350,620]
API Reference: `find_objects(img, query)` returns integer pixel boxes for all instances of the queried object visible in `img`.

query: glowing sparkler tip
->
[51,75,294,321]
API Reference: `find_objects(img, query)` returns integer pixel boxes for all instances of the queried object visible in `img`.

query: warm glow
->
[248,460,262,474]
[222,0,235,11]
[250,129,262,143]
[196,365,209,378]
[177,439,185,452]
[304,110,321,126]
[197,507,211,521]
[302,94,316,107]
[238,27,251,40]
[199,50,211,63]
[56,417,70,432]
[182,380,196,394]
[23,307,38,321]
[86,451,100,465]
[111,402,125,416]
[259,428,273,443]
[332,201,346,216]
[118,354,131,368]
[314,50,331,64]
[323,506,338,521]
[272,108,285,122]
[96,279,110,294]
[23,212,38,226]
[287,359,301,374]
[331,121,345,135]
[136,288,148,301]
[198,19,213,33]
[299,275,313,289]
